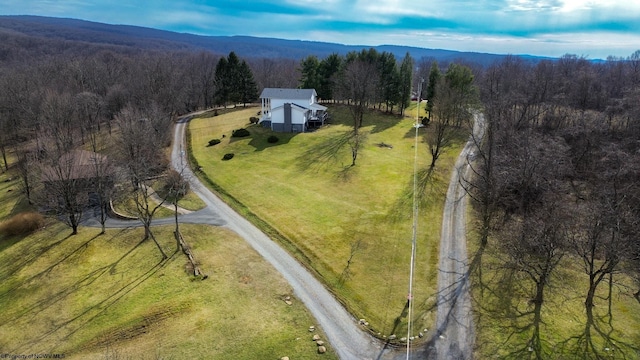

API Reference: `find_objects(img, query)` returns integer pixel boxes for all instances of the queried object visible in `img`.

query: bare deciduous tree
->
[498,199,569,360]
[427,63,477,169]
[162,169,189,250]
[39,91,89,235]
[115,103,172,259]
[251,58,299,90]
[336,59,379,166]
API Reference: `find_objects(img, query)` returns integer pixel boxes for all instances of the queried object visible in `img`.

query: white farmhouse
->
[259,88,328,132]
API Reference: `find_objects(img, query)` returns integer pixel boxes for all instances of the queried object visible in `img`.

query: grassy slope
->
[189,104,464,339]
[0,156,336,359]
[190,105,640,357]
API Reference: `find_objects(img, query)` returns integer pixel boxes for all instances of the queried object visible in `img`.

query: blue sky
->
[3,0,640,59]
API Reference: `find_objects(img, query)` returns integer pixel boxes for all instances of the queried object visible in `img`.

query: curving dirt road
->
[428,113,484,360]
[171,116,396,360]
[84,112,483,359]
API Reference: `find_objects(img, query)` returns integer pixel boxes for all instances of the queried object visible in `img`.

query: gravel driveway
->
[428,113,484,360]
[82,112,483,360]
[172,116,394,360]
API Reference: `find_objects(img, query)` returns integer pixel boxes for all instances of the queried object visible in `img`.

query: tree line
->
[296,49,415,166]
[299,49,414,115]
[298,49,480,170]
[464,52,640,358]
[1,34,639,354]
[0,48,269,257]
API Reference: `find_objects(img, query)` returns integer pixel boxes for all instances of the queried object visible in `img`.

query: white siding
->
[259,88,322,132]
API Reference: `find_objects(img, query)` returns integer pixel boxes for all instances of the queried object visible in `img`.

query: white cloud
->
[507,0,563,11]
[3,0,640,59]
[148,9,215,28]
[291,27,640,59]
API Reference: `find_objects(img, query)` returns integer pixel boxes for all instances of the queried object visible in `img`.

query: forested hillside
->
[1,14,639,358]
[0,15,546,64]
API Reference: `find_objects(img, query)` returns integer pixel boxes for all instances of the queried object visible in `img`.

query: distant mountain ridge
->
[0,15,552,64]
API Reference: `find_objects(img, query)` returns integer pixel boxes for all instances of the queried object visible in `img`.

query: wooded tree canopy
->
[467,52,640,359]
[214,51,258,107]
[298,49,413,114]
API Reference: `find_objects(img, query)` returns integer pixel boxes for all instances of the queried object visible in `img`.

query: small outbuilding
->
[259,88,328,132]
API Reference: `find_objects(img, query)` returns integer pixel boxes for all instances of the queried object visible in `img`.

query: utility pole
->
[406,77,424,360]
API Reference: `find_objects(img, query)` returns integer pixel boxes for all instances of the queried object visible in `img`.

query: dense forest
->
[1,16,639,359]
[0,15,544,64]
[467,53,640,358]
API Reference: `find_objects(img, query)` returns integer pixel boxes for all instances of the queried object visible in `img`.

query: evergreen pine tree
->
[239,60,258,107]
[318,53,342,100]
[299,55,321,90]
[398,52,414,116]
[226,52,242,106]
[426,61,441,117]
[214,57,229,107]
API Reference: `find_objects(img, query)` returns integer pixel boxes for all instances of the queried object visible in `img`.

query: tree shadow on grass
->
[9,193,34,217]
[0,227,75,281]
[2,229,139,325]
[247,131,297,151]
[369,111,404,135]
[464,247,625,360]
[477,275,548,359]
[295,131,352,173]
[0,231,103,304]
[558,322,640,359]
[385,167,444,225]
[556,285,640,360]
[58,255,172,348]
[6,232,174,353]
[465,232,640,360]
[457,242,552,359]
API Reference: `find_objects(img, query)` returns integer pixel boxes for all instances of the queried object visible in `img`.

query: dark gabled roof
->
[42,149,110,182]
[260,88,316,100]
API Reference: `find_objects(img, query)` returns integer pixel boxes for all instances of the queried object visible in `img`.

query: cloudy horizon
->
[2,0,640,60]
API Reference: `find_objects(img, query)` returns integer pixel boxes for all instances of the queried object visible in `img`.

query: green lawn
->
[467,218,640,359]
[0,166,336,359]
[172,188,206,211]
[0,167,32,217]
[112,179,206,219]
[189,105,465,339]
[189,105,640,357]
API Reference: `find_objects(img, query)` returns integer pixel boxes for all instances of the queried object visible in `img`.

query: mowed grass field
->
[0,158,336,359]
[189,104,466,339]
[468,227,640,359]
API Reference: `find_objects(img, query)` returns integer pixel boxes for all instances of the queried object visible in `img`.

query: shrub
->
[249,116,259,124]
[222,153,235,161]
[267,135,279,144]
[231,128,250,138]
[0,212,45,237]
[161,169,190,201]
[207,139,221,147]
